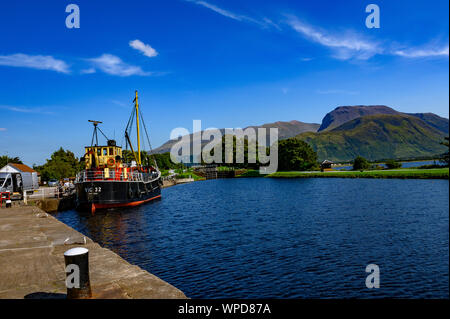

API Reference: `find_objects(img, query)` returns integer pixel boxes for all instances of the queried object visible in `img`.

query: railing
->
[26,186,77,200]
[76,170,161,183]
[27,187,61,199]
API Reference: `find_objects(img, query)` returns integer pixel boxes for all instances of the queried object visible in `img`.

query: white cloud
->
[189,1,277,29]
[194,1,243,21]
[187,3,446,62]
[80,68,96,74]
[0,105,54,114]
[87,54,151,76]
[0,128,6,132]
[111,100,129,108]
[287,17,381,60]
[129,39,158,58]
[0,53,70,73]
[262,17,282,31]
[393,45,449,58]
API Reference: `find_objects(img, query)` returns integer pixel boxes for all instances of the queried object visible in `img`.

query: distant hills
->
[153,105,449,163]
[152,120,320,154]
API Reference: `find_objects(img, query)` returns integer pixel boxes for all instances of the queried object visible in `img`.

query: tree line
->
[2,136,448,181]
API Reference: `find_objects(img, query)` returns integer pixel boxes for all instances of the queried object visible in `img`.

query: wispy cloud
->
[316,89,359,95]
[262,17,282,31]
[286,17,381,60]
[129,39,158,57]
[0,105,54,115]
[0,53,70,73]
[393,45,449,58]
[87,54,151,76]
[187,2,446,62]
[0,128,6,132]
[188,1,278,29]
[193,1,245,21]
[80,68,96,74]
[111,100,129,108]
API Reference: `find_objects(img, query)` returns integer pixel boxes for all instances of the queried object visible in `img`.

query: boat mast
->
[134,90,142,166]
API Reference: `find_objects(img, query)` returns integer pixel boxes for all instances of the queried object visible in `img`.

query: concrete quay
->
[0,206,187,299]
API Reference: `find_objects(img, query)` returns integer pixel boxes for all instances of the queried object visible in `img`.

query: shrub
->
[352,156,370,171]
[385,159,402,169]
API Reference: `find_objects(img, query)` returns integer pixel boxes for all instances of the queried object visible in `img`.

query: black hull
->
[76,179,161,212]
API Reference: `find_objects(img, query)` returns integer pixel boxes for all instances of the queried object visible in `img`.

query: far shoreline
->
[266,168,449,179]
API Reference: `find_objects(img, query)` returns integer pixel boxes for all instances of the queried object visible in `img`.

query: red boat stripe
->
[92,195,162,210]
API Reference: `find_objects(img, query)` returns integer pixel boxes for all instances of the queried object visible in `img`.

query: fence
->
[27,187,61,200]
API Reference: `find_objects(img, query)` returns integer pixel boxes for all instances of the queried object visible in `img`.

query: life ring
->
[107,158,115,167]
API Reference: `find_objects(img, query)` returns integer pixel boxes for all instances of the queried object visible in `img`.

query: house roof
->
[7,163,36,173]
[321,160,334,164]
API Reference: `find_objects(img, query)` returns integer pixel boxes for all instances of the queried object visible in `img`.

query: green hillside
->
[297,114,448,162]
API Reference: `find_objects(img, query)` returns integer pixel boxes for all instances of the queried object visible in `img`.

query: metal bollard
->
[64,247,92,299]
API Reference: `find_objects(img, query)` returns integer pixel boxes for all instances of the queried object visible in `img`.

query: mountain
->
[318,105,449,133]
[245,120,320,140]
[318,105,400,131]
[298,114,448,162]
[406,112,449,134]
[152,120,320,154]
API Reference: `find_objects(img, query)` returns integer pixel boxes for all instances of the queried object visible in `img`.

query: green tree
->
[353,156,370,171]
[209,135,264,169]
[385,159,402,169]
[122,150,185,170]
[151,152,184,170]
[441,137,449,166]
[33,148,83,181]
[277,138,317,171]
[0,155,22,168]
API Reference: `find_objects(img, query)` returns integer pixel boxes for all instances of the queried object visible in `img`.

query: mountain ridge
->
[152,120,320,154]
[318,105,449,133]
[152,105,449,163]
[297,113,448,162]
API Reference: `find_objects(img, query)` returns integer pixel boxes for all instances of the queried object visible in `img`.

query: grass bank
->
[175,172,204,181]
[267,168,449,179]
[236,169,266,178]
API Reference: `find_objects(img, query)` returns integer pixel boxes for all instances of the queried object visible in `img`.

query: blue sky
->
[0,0,448,165]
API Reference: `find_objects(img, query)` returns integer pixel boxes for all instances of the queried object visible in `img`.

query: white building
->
[0,163,39,190]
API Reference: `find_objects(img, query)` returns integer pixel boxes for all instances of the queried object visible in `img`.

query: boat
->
[75,91,162,214]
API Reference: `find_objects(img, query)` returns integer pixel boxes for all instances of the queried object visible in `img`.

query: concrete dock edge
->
[0,206,187,299]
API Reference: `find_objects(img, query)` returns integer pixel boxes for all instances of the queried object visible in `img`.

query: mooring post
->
[64,247,92,299]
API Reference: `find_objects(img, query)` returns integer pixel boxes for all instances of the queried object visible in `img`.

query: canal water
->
[55,178,449,298]
[333,160,440,170]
